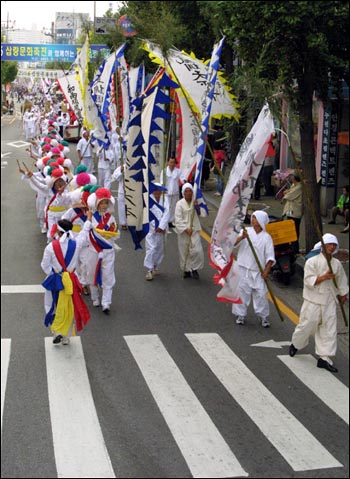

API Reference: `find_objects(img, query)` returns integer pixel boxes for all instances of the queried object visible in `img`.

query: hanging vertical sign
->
[320,104,338,186]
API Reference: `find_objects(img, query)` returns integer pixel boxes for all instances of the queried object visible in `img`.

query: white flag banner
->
[85,85,109,143]
[143,41,239,120]
[129,65,145,100]
[57,73,84,126]
[118,54,131,136]
[209,104,275,303]
[74,36,90,120]
[90,52,116,115]
[175,91,201,181]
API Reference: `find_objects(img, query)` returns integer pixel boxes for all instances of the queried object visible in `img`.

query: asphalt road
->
[1,115,349,478]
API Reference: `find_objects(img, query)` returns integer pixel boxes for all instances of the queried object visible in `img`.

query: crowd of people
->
[14,97,348,373]
[16,99,212,346]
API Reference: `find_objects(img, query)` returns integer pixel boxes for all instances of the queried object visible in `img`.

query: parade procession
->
[1,2,349,478]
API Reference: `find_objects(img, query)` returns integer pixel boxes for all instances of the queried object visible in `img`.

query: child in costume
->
[41,219,91,345]
[85,187,119,314]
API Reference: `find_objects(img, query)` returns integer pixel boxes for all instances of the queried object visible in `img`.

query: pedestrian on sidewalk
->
[262,133,278,196]
[289,233,349,373]
[328,186,349,225]
[231,210,275,328]
[211,125,227,197]
[281,172,303,252]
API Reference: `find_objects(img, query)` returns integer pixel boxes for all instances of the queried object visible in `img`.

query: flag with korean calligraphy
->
[57,73,84,126]
[174,91,201,181]
[143,40,239,190]
[209,104,275,303]
[74,36,89,124]
[69,35,108,144]
[143,41,239,120]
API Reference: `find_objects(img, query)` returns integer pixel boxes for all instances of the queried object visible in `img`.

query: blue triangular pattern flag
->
[128,225,149,250]
[158,74,179,90]
[132,145,146,157]
[130,171,144,182]
[129,157,146,171]
[149,134,161,146]
[148,151,157,165]
[132,130,145,147]
[155,89,174,105]
[153,105,171,120]
[129,114,142,128]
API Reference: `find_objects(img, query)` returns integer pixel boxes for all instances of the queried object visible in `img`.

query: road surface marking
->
[1,339,11,442]
[45,337,115,478]
[278,354,349,424]
[125,334,248,478]
[186,333,343,472]
[1,285,45,294]
[251,340,291,348]
[6,141,30,148]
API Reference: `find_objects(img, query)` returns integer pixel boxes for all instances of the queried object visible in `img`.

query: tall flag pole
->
[193,36,226,215]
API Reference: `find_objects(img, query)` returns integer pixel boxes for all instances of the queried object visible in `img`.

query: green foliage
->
[1,61,18,85]
[205,1,349,103]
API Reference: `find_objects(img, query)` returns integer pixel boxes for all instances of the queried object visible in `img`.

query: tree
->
[201,0,349,252]
[1,61,18,86]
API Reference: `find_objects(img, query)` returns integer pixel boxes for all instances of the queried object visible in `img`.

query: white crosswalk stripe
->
[278,354,349,425]
[45,337,115,478]
[185,333,343,472]
[1,334,348,477]
[1,339,11,441]
[125,334,248,478]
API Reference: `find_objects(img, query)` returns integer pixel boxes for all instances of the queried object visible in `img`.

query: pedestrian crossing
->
[1,335,348,478]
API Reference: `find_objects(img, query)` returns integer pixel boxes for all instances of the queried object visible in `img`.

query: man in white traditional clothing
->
[289,233,348,373]
[77,130,94,174]
[144,183,170,281]
[231,210,275,327]
[174,183,205,279]
[96,143,114,190]
[111,126,123,168]
[57,111,70,138]
[111,164,127,230]
[160,157,186,228]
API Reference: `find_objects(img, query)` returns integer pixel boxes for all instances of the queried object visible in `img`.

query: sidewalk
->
[202,175,349,256]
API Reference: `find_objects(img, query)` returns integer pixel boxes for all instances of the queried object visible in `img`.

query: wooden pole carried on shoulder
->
[242,224,285,322]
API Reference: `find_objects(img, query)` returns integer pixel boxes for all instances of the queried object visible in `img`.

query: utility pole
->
[1,12,16,42]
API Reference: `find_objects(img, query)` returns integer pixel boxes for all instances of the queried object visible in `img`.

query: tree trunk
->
[296,74,323,253]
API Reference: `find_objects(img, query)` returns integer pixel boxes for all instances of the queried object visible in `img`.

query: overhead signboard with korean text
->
[0,43,110,63]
